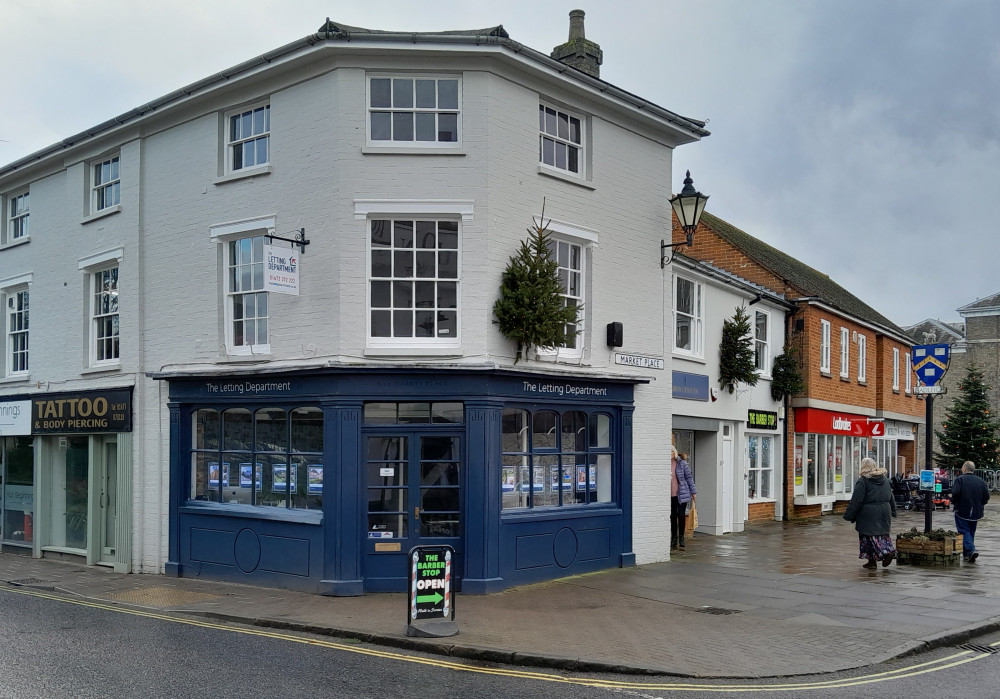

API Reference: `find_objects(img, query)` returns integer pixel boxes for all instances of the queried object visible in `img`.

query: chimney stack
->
[551,9,603,79]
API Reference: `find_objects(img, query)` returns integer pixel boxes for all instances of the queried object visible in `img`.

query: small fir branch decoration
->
[770,345,804,401]
[493,209,580,363]
[718,305,759,394]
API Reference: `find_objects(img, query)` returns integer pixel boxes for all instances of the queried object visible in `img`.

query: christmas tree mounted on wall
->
[493,207,580,363]
[935,363,1000,468]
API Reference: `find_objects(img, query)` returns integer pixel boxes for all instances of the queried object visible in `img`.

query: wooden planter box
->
[896,535,963,565]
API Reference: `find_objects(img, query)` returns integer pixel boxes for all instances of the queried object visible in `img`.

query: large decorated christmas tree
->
[935,363,1000,468]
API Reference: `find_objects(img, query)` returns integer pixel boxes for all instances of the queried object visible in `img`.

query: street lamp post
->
[661,170,709,267]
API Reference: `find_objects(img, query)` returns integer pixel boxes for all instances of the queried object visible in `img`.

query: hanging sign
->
[263,244,299,295]
[911,344,950,387]
[406,545,457,638]
[0,400,32,436]
[747,410,778,430]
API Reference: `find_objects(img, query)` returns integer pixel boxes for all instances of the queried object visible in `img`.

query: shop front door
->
[98,440,118,565]
[364,432,463,591]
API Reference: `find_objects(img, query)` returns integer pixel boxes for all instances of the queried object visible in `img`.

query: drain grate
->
[696,606,740,615]
[959,643,999,655]
[7,578,47,586]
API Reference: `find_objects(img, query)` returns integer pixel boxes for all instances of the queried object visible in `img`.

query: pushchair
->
[890,475,917,510]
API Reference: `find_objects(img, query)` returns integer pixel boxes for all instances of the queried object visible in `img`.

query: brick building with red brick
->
[674,213,922,520]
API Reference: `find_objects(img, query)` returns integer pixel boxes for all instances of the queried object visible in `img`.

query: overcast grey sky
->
[3,0,997,327]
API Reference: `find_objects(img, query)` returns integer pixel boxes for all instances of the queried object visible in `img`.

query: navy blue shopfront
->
[161,368,636,595]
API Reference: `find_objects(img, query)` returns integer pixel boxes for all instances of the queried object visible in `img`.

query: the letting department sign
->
[0,400,31,436]
[32,389,132,434]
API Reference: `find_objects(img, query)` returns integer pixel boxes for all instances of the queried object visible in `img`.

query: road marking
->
[1,584,995,692]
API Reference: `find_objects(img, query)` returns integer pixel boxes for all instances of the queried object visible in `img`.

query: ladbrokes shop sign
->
[32,388,132,434]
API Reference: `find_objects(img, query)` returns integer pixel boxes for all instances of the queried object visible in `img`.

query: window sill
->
[819,370,832,377]
[537,165,596,190]
[748,498,777,505]
[672,352,706,365]
[180,501,323,525]
[81,204,122,225]
[0,374,29,385]
[214,165,272,185]
[224,349,273,361]
[81,363,121,375]
[362,144,466,156]
[0,237,30,251]
[501,504,622,522]
[840,375,851,382]
[793,494,836,506]
[364,345,463,357]
[858,380,867,386]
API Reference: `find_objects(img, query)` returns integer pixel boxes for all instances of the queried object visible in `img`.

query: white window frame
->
[839,327,850,378]
[747,433,776,502]
[538,101,584,177]
[5,190,29,245]
[892,347,900,391]
[819,320,831,373]
[1,273,31,378]
[366,75,461,148]
[356,200,474,353]
[90,155,120,214]
[210,216,275,356]
[905,351,912,394]
[225,101,271,174]
[79,248,124,368]
[754,310,770,376]
[857,334,867,383]
[673,276,704,358]
[532,219,596,362]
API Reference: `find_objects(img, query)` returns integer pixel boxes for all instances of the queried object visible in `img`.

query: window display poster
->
[308,465,323,494]
[501,467,516,493]
[239,463,263,490]
[209,462,230,488]
[272,464,297,493]
[576,465,596,491]
[519,468,544,492]
[550,465,573,491]
[794,446,803,486]
[835,446,843,482]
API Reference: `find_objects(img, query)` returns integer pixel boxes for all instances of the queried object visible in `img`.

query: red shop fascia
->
[794,407,884,438]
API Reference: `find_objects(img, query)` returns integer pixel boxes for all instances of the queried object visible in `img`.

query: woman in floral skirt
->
[843,457,898,569]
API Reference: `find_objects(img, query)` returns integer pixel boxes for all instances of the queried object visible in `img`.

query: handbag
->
[689,501,699,529]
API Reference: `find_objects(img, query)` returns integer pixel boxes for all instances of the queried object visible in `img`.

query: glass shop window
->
[190,406,324,510]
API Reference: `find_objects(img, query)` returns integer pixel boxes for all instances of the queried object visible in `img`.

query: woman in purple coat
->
[671,445,697,549]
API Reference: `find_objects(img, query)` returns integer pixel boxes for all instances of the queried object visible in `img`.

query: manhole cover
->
[7,578,47,586]
[696,606,739,615]
[105,586,220,607]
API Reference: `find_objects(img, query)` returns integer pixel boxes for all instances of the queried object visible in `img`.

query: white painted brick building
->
[0,15,708,593]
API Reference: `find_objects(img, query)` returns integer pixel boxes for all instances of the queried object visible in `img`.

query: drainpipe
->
[781,312,791,522]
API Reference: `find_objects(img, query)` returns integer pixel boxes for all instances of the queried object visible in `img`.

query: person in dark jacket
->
[670,445,697,550]
[843,457,897,569]
[952,461,991,562]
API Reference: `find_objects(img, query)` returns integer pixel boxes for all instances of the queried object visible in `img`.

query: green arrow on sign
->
[416,592,444,604]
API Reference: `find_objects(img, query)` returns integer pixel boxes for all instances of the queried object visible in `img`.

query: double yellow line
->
[2,584,995,693]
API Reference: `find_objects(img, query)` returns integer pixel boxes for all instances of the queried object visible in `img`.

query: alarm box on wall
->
[606,322,623,348]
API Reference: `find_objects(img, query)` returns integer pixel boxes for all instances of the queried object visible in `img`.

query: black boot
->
[670,534,678,549]
[678,534,686,549]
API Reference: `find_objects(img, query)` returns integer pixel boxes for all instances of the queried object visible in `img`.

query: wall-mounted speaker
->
[606,322,623,348]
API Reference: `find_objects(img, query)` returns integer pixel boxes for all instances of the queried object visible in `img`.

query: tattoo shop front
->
[159,367,637,595]
[0,389,134,572]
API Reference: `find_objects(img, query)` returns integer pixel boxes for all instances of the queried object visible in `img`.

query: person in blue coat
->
[952,461,991,562]
[843,457,897,569]
[670,445,697,550]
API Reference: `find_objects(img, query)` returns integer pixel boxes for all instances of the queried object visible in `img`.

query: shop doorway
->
[97,438,118,565]
[364,431,463,590]
[720,424,734,534]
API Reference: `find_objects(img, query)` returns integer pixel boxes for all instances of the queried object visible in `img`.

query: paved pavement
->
[3,506,1000,679]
